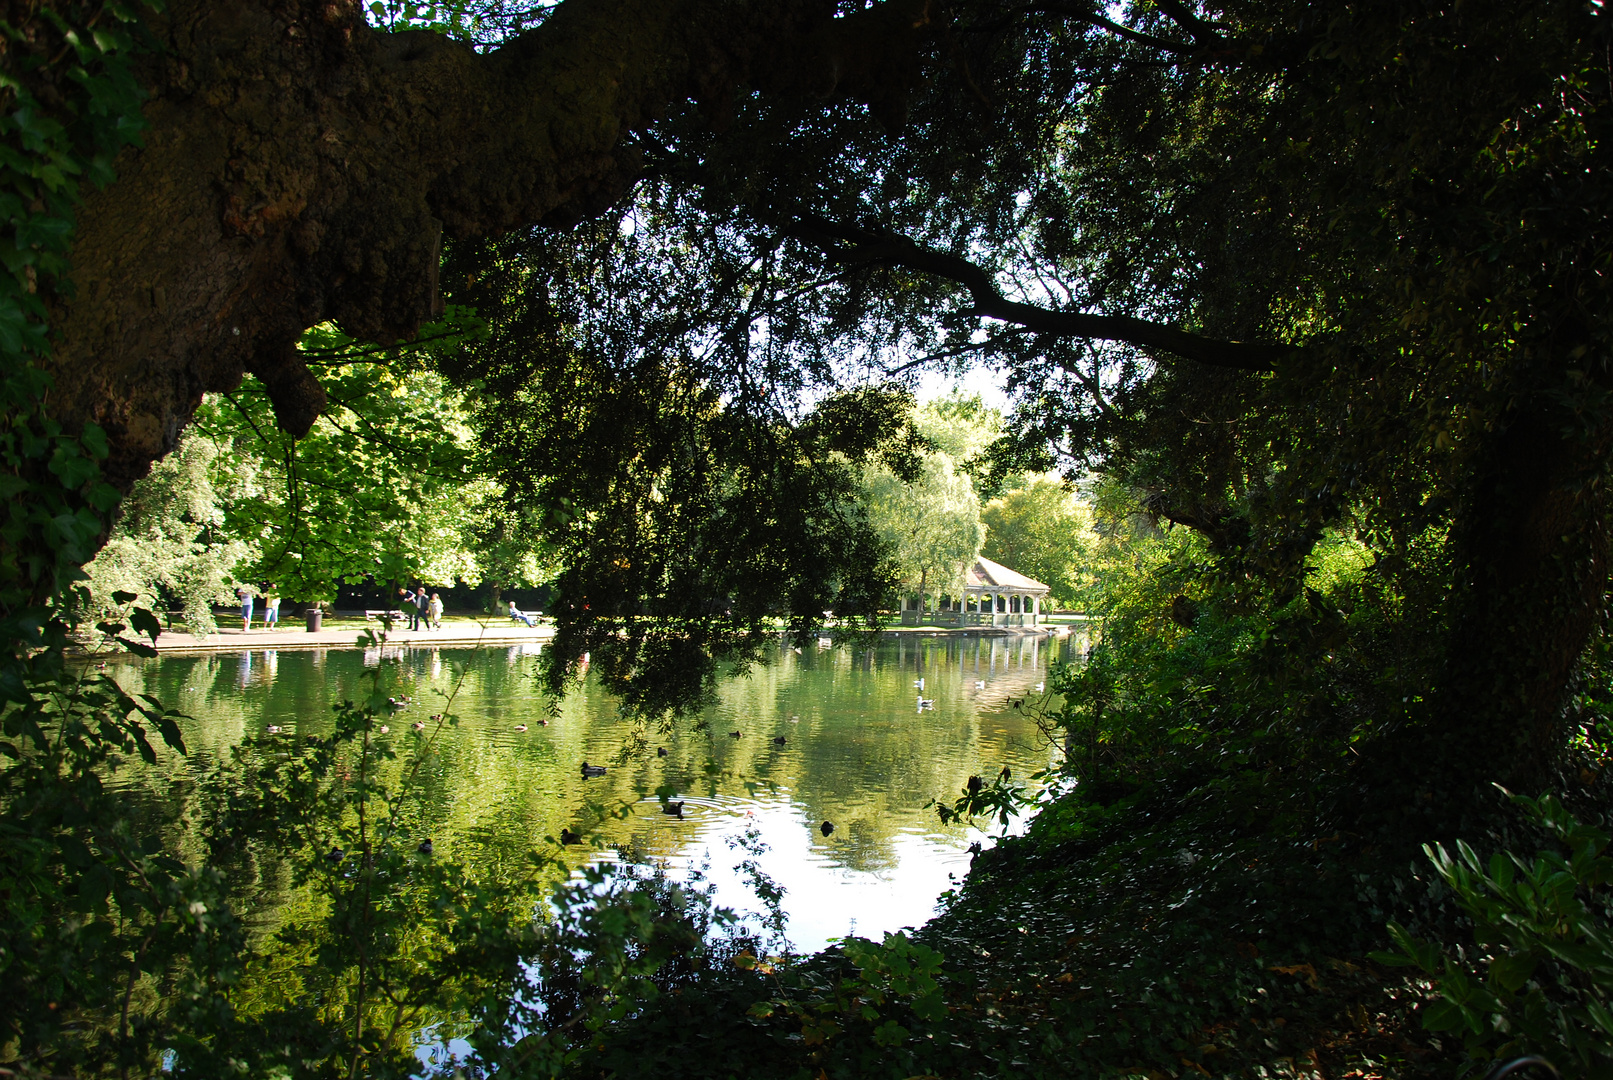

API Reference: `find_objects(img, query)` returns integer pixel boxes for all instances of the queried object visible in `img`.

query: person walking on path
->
[410,584,431,631]
[428,591,444,630]
[236,584,255,631]
[400,586,418,631]
[263,586,281,630]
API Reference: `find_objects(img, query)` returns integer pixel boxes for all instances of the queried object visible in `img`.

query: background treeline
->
[82,367,1109,633]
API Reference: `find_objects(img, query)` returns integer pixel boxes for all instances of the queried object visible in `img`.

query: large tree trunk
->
[1430,396,1612,793]
[45,0,935,488]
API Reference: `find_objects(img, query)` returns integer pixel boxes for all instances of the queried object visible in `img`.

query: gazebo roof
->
[964,556,1050,594]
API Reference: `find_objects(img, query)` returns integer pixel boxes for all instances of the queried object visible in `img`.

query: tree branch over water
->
[783,215,1293,372]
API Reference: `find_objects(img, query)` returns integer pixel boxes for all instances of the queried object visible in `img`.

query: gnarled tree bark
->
[45,0,938,487]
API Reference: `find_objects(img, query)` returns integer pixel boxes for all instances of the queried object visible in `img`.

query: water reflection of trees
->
[100,636,1063,915]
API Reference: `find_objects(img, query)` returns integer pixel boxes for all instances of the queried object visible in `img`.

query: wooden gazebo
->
[900,556,1052,627]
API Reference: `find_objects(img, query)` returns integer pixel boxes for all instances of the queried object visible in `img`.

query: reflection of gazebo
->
[900,556,1051,627]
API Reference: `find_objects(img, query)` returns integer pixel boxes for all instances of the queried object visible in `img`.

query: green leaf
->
[129,606,161,642]
[1422,998,1469,1033]
[1488,952,1536,993]
[871,1019,910,1047]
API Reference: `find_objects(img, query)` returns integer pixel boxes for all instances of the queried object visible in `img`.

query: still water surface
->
[106,632,1076,951]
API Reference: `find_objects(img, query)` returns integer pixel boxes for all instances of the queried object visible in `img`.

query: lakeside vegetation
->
[4,0,1613,1077]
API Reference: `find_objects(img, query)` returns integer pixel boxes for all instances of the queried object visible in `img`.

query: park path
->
[148,620,555,654]
[135,619,1079,655]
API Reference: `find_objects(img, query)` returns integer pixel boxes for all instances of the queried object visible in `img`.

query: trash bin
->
[305,608,323,632]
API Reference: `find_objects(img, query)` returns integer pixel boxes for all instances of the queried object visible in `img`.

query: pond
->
[102,631,1078,953]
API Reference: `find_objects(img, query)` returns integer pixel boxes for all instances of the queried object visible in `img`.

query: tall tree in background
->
[192,320,494,603]
[981,479,1095,609]
[79,435,250,635]
[84,313,549,618]
[862,451,985,610]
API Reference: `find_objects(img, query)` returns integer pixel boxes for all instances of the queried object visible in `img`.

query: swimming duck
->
[772,736,787,746]
[514,724,527,732]
[413,721,426,731]
[820,820,834,837]
[1034,682,1045,693]
[581,761,607,778]
[417,839,434,856]
[974,680,986,689]
[378,724,390,734]
[559,828,581,845]
[917,696,934,709]
[662,801,685,818]
[728,730,742,738]
[266,725,284,735]
[656,747,668,757]
[327,847,344,863]
[430,714,443,721]
[913,678,925,690]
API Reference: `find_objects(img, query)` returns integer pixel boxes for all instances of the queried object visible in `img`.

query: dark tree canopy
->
[30,0,938,485]
[12,0,1613,781]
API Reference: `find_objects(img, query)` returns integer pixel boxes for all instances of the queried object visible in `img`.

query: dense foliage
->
[81,311,558,620]
[402,0,1613,797]
[79,434,249,635]
[8,0,1613,1076]
[981,478,1097,609]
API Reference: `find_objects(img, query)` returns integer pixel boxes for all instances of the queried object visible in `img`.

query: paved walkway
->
[151,620,555,654]
[140,618,1084,655]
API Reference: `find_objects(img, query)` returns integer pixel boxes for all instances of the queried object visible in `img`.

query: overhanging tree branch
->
[51,0,947,489]
[1023,2,1200,53]
[784,215,1293,372]
[1151,0,1227,49]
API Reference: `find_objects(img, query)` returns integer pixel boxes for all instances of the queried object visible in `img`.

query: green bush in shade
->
[1376,792,1613,1078]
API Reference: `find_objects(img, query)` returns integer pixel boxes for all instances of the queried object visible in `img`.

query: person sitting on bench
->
[508,600,536,627]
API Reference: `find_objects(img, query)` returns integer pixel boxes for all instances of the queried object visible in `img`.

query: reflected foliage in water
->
[109,633,1074,949]
[6,632,1078,1077]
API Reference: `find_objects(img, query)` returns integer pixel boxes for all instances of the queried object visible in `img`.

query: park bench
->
[510,608,542,626]
[364,609,407,623]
